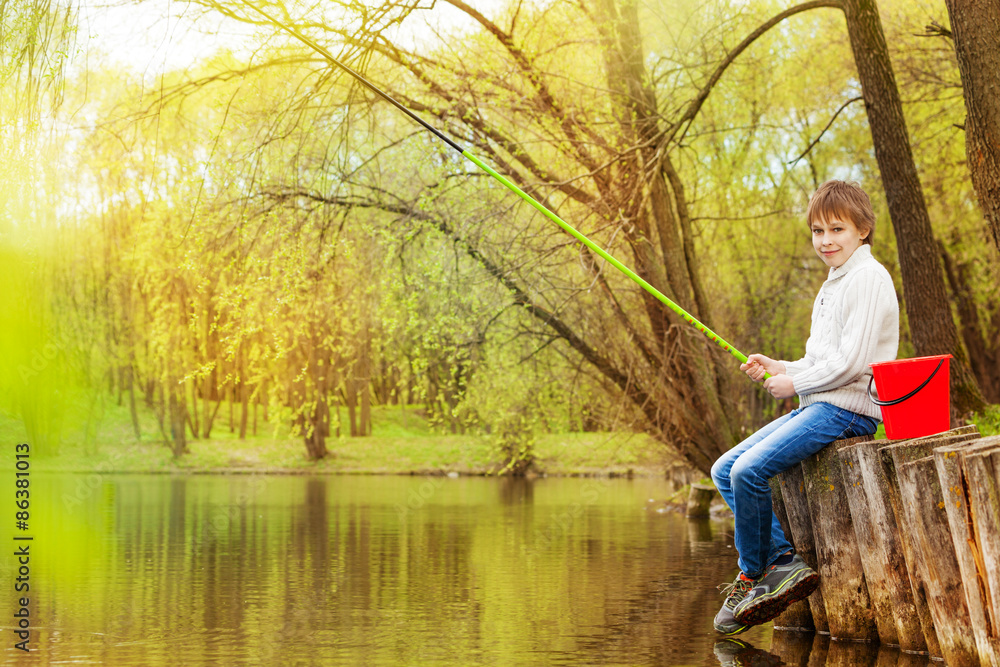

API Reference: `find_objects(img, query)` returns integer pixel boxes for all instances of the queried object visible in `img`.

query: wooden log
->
[962,443,1000,657]
[884,423,980,444]
[878,428,981,657]
[772,462,829,633]
[807,633,829,667]
[839,439,919,649]
[897,651,938,667]
[874,645,915,667]
[685,483,715,517]
[825,640,879,667]
[768,629,813,666]
[933,434,1000,667]
[770,479,814,632]
[873,645,899,667]
[896,455,981,667]
[801,435,877,641]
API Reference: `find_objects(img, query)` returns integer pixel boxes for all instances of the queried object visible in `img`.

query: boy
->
[711,180,899,635]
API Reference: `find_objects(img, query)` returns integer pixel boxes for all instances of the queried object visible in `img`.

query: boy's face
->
[811,216,868,268]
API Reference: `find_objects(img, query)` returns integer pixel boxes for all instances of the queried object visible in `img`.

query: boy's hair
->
[807,180,876,246]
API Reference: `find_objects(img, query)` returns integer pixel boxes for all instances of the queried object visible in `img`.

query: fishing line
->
[243,1,762,375]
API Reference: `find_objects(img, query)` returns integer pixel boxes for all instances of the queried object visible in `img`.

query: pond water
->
[2,474,935,666]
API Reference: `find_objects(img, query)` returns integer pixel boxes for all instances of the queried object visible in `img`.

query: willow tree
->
[1,0,80,453]
[182,0,993,471]
[193,0,806,471]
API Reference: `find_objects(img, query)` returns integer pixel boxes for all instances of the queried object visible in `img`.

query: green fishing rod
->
[245,2,760,373]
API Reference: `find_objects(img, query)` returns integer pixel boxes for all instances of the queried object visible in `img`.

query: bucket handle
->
[867,357,946,407]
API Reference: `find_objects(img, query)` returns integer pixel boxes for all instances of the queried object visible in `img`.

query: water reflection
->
[763,631,936,667]
[5,474,941,666]
[713,637,783,666]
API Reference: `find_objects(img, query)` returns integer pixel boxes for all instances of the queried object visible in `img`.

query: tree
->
[940,1,1000,254]
[181,0,770,472]
[175,0,994,471]
[839,0,986,417]
[62,0,992,473]
[0,0,81,454]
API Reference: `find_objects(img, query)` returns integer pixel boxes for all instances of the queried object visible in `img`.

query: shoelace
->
[717,576,754,608]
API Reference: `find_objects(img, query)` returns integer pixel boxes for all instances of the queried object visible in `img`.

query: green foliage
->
[0,402,663,474]
[973,406,1000,437]
[4,0,997,468]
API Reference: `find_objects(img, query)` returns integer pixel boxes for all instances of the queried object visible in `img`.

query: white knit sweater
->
[781,245,900,420]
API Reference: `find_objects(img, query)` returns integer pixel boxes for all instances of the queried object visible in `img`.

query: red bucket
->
[869,355,951,440]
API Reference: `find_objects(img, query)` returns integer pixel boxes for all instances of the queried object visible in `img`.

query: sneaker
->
[713,637,752,666]
[733,554,819,627]
[713,573,754,635]
[713,638,783,667]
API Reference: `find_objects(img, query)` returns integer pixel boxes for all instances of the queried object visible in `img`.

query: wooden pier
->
[769,427,1000,667]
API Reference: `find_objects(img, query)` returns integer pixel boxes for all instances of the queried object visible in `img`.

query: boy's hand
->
[740,354,787,382]
[763,374,796,399]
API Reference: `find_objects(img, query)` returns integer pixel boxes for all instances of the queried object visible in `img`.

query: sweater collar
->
[827,244,872,281]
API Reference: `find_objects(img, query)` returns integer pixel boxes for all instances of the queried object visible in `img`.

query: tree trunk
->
[684,484,715,517]
[838,439,926,652]
[896,456,980,667]
[877,429,980,656]
[187,379,199,440]
[239,381,249,439]
[125,360,141,440]
[943,0,1000,253]
[837,442,900,645]
[940,242,1000,403]
[801,435,878,640]
[839,0,985,418]
[959,443,1000,643]
[771,464,829,632]
[592,0,738,471]
[358,329,371,437]
[770,478,816,632]
[203,396,223,440]
[167,377,187,458]
[932,435,1000,667]
[153,379,168,442]
[346,379,358,437]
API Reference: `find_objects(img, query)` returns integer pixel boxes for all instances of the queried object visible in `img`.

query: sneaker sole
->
[733,569,820,627]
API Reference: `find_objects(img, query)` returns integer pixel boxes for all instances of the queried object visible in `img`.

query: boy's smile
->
[810,216,868,268]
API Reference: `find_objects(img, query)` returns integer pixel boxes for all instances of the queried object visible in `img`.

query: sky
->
[76,0,476,78]
[78,0,257,76]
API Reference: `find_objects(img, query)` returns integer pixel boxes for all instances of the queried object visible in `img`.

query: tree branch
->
[788,95,863,165]
[261,186,650,404]
[442,0,612,172]
[667,0,844,148]
[916,19,953,39]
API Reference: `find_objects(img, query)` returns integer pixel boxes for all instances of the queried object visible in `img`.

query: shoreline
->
[19,430,693,480]
[29,459,683,479]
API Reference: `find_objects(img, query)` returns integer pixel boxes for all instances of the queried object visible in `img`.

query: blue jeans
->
[710,402,877,578]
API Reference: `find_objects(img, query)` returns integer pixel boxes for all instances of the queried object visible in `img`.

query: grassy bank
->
[7,397,997,477]
[0,398,680,477]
